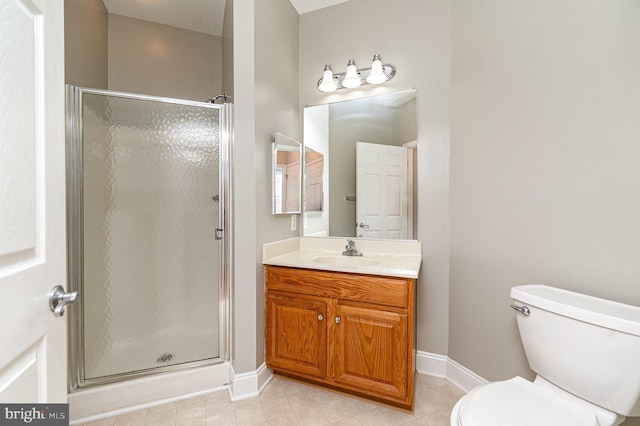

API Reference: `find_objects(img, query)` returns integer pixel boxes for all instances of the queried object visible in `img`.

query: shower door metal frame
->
[66,86,231,391]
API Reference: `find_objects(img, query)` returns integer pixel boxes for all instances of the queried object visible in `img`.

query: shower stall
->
[65,86,230,414]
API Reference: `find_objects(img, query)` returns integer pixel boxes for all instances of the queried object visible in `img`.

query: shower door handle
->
[49,285,78,317]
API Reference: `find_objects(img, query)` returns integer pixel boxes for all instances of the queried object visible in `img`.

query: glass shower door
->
[67,87,229,387]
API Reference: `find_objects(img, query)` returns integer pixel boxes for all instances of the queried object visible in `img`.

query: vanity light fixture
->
[317,54,396,92]
[341,59,361,88]
[366,54,386,84]
[318,64,338,92]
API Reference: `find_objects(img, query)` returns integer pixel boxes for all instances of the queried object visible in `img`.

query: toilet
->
[451,284,640,426]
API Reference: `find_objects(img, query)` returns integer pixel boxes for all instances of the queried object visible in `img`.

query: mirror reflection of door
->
[285,160,300,212]
[356,142,408,239]
[273,132,302,214]
[274,166,284,213]
[305,149,324,212]
[275,151,300,214]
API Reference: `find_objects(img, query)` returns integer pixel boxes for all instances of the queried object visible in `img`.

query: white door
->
[0,0,67,404]
[285,162,300,212]
[356,142,408,239]
[305,158,324,212]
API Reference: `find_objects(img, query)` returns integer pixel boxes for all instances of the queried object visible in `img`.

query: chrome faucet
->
[342,239,363,257]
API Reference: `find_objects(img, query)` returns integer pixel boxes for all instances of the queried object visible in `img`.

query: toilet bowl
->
[451,376,618,426]
[450,285,640,426]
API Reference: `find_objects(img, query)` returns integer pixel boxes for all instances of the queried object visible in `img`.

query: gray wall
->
[65,3,223,102]
[299,0,452,355]
[108,14,222,101]
[222,0,234,97]
[231,0,257,374]
[254,0,300,241]
[231,0,299,374]
[64,0,108,88]
[254,0,300,369]
[450,0,640,396]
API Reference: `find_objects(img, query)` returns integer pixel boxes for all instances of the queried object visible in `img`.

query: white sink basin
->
[312,255,378,267]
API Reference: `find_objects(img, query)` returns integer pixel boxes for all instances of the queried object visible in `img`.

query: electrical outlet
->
[291,215,297,231]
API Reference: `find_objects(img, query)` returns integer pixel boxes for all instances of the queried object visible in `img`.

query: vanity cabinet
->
[265,291,327,378]
[265,265,415,409]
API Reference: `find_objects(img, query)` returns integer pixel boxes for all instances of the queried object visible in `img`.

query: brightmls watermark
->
[1,404,68,425]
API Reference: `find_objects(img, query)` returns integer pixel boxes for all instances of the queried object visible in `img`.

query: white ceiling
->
[102,0,351,37]
[289,0,351,15]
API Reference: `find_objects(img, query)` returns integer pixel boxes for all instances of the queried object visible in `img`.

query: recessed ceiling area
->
[102,0,352,36]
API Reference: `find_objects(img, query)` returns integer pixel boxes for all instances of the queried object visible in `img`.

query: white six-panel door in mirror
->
[0,0,66,403]
[356,142,408,239]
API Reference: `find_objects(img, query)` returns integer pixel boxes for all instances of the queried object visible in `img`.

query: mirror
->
[273,132,302,214]
[302,90,417,239]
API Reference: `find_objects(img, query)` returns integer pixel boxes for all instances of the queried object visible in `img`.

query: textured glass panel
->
[82,94,220,379]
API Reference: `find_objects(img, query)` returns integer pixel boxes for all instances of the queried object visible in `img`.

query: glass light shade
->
[366,54,387,84]
[318,64,337,92]
[341,59,361,88]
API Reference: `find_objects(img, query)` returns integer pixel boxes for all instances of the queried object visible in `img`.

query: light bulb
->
[341,59,361,88]
[366,54,387,84]
[318,64,337,92]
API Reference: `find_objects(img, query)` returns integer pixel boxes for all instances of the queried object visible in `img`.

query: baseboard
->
[415,350,448,377]
[71,361,275,423]
[446,357,489,391]
[415,351,488,392]
[228,362,273,401]
[229,353,485,397]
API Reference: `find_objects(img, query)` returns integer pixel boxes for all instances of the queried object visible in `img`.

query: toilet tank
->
[511,285,640,417]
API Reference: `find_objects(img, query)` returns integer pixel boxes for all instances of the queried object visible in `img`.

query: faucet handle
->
[342,239,363,256]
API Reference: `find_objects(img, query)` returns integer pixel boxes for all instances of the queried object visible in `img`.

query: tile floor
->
[80,373,465,426]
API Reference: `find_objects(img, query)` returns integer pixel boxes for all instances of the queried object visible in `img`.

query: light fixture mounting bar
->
[317,64,396,91]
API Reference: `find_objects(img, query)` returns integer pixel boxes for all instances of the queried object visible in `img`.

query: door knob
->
[318,314,324,321]
[358,223,370,229]
[49,285,78,317]
[335,316,341,324]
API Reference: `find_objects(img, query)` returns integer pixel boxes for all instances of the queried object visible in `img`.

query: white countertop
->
[262,237,422,279]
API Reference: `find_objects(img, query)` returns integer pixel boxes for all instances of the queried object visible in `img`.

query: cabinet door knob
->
[318,314,323,321]
[335,316,341,324]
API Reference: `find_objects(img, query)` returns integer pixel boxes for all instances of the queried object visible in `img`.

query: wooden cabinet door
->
[266,291,327,378]
[333,302,409,401]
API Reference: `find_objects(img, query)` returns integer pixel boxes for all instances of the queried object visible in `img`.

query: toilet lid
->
[458,377,599,426]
